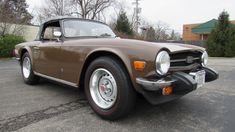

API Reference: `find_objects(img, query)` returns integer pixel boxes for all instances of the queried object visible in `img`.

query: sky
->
[26,0,235,33]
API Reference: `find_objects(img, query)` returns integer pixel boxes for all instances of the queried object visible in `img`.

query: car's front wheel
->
[21,52,39,84]
[85,56,136,120]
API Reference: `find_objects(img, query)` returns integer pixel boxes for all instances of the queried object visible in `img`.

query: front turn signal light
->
[162,86,173,95]
[134,61,146,71]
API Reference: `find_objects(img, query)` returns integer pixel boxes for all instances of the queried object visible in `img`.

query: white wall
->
[0,23,40,41]
[23,25,39,41]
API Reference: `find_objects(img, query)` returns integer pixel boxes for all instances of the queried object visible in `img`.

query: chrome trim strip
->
[170,57,200,63]
[169,63,200,71]
[34,72,78,88]
[136,78,176,91]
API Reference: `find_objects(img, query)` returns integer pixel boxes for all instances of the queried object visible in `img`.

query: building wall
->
[0,23,39,41]
[23,25,39,41]
[182,23,201,41]
[183,20,235,41]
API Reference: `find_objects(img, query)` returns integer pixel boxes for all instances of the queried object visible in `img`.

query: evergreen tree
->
[207,11,235,57]
[170,30,180,40]
[115,11,133,36]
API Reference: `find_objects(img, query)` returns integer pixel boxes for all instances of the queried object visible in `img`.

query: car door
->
[59,41,83,84]
[59,20,86,84]
[33,24,62,79]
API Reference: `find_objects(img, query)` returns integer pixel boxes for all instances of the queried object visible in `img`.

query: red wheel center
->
[100,85,106,92]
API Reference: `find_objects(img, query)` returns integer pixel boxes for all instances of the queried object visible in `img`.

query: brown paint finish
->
[34,41,62,78]
[15,38,204,92]
[15,18,205,93]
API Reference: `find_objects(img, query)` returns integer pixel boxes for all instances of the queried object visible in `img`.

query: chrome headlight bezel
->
[201,51,208,67]
[155,50,170,75]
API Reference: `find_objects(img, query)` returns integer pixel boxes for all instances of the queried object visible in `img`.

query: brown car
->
[15,17,218,120]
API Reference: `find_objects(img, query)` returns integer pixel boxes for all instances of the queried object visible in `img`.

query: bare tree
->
[72,0,114,20]
[0,0,32,36]
[35,0,72,24]
[35,0,114,23]
[145,27,156,41]
[155,21,170,40]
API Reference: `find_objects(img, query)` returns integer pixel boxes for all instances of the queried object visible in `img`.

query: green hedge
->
[0,35,25,57]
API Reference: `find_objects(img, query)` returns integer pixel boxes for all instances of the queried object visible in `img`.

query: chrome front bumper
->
[136,67,218,105]
[136,78,176,91]
[136,67,218,92]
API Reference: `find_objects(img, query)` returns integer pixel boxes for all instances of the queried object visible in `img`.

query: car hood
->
[153,42,205,53]
[75,38,205,53]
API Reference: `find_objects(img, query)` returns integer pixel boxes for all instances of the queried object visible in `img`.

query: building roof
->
[192,19,217,34]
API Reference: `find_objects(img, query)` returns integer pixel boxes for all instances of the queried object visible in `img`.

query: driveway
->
[0,58,234,132]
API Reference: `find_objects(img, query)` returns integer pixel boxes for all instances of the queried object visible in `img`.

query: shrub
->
[207,11,235,57]
[0,35,25,57]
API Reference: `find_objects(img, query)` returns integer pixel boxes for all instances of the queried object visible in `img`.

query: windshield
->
[63,20,116,38]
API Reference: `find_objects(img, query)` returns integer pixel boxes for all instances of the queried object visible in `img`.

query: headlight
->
[201,51,208,67]
[156,51,170,75]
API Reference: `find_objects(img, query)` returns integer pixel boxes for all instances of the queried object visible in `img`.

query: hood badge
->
[186,56,194,64]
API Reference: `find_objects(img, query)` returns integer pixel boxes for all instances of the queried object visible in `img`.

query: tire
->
[21,52,39,85]
[84,56,136,120]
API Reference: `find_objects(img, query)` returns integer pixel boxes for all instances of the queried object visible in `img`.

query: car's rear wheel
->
[84,56,136,120]
[21,52,39,84]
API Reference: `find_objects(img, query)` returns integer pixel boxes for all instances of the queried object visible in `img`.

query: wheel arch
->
[79,49,136,91]
[19,47,34,66]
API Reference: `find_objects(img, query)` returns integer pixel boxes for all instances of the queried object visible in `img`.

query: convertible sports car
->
[15,17,218,120]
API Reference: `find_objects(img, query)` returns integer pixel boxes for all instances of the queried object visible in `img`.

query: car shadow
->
[35,78,212,126]
[37,78,189,117]
[37,78,86,99]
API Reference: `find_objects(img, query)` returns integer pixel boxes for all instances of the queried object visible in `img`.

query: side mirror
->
[53,31,62,42]
[53,31,62,37]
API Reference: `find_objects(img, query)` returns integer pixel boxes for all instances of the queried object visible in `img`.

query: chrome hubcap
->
[89,68,117,109]
[22,57,31,79]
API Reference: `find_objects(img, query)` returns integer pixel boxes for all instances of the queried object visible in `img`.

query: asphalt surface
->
[0,58,234,132]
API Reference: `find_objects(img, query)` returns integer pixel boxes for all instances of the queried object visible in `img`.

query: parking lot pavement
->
[0,58,235,132]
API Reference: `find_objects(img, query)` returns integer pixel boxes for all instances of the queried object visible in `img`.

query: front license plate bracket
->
[190,70,206,88]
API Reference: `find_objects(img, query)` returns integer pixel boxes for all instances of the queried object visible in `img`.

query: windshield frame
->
[62,19,116,39]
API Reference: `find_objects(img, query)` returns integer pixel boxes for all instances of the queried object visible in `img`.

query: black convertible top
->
[42,16,106,25]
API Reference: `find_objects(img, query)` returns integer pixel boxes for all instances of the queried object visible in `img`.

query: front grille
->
[169,51,202,71]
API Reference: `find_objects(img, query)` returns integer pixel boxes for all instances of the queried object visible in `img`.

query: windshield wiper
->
[99,33,112,37]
